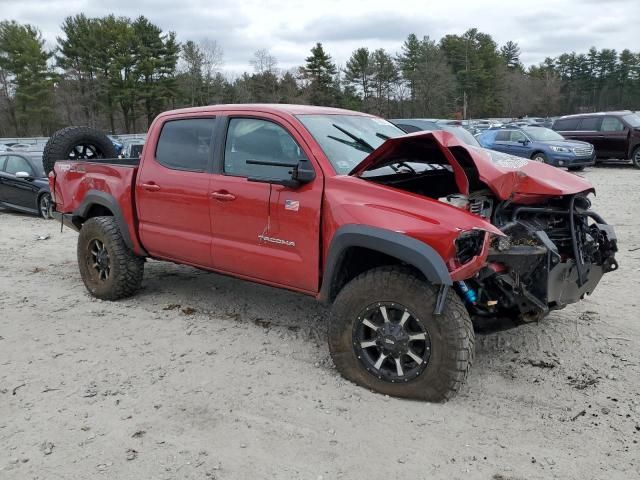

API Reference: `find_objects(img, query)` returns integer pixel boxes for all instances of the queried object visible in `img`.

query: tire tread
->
[329,266,474,402]
[77,216,143,300]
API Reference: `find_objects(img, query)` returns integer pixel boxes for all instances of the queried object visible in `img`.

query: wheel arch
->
[35,189,51,209]
[530,150,546,159]
[318,225,452,303]
[72,190,135,251]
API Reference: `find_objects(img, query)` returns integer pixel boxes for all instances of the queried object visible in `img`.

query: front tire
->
[77,216,144,300]
[329,267,474,401]
[531,152,548,163]
[38,193,53,219]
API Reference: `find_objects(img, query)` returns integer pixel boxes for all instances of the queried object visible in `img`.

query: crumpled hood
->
[349,130,594,201]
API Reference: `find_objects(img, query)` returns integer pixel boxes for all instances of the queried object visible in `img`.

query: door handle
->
[141,183,161,192]
[210,191,236,201]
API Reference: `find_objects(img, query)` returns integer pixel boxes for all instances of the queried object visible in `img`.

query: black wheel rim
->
[67,144,100,160]
[353,302,431,383]
[39,195,51,218]
[88,239,110,281]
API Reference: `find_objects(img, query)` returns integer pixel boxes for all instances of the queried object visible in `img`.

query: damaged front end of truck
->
[475,192,618,323]
[351,130,619,324]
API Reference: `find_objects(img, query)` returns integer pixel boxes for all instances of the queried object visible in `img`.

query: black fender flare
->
[72,190,136,251]
[318,225,452,303]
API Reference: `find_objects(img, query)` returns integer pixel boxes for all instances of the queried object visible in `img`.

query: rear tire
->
[77,216,144,300]
[43,126,117,175]
[329,266,474,402]
[632,146,640,169]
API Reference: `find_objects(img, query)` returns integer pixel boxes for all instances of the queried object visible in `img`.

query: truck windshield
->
[623,113,640,128]
[297,114,405,174]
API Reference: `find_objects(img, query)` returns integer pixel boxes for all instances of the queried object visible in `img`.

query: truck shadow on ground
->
[135,259,578,361]
[139,260,328,333]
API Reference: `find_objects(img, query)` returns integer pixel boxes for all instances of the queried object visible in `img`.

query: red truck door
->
[136,117,217,267]
[209,113,323,293]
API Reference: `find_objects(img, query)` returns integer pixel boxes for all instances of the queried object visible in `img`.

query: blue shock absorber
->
[457,281,477,304]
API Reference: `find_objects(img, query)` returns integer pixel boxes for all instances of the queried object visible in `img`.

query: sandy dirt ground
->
[1,167,639,480]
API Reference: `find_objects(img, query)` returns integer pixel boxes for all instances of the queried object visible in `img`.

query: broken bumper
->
[486,215,618,318]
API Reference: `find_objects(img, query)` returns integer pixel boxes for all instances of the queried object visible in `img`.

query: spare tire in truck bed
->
[43,126,117,175]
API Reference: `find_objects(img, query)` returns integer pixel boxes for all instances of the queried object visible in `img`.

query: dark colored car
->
[552,111,640,168]
[0,153,53,218]
[390,119,481,147]
[478,126,595,170]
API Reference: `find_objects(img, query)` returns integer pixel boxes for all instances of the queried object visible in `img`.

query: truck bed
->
[50,158,143,253]
[74,157,141,167]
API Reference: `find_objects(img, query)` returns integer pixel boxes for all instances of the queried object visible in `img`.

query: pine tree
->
[302,43,337,105]
[500,41,523,71]
[0,21,56,135]
[344,47,373,103]
[396,33,422,106]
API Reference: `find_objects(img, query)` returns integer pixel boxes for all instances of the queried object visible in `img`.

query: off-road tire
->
[531,152,548,163]
[43,126,117,175]
[329,266,474,401]
[77,216,144,300]
[632,146,640,169]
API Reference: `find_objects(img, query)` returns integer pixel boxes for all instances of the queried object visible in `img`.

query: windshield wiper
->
[330,124,374,152]
[376,132,391,140]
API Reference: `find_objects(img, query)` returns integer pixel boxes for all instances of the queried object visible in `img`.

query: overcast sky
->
[2,0,638,73]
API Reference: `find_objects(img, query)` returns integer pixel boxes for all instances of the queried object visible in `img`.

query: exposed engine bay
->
[450,192,618,323]
[359,139,618,324]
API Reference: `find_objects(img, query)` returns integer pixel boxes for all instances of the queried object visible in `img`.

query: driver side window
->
[224,118,307,180]
[510,131,526,142]
[5,155,33,176]
[601,117,624,132]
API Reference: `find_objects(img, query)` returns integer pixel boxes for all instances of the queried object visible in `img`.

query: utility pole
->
[463,90,467,120]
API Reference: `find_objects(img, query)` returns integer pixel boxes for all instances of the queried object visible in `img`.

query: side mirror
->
[15,171,33,180]
[292,158,315,184]
[518,139,529,145]
[246,158,316,189]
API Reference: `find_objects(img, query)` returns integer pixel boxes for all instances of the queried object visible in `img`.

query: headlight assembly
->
[455,230,486,264]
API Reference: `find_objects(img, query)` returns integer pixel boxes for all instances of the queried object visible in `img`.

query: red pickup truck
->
[48,104,618,401]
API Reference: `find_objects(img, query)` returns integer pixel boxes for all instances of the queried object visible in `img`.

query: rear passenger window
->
[224,118,307,179]
[553,118,579,131]
[495,131,510,141]
[577,117,601,131]
[601,117,624,132]
[155,118,215,171]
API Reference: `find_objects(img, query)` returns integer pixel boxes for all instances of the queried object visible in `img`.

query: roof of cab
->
[156,103,372,119]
